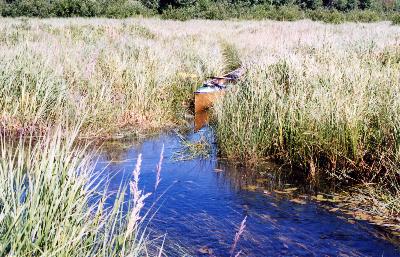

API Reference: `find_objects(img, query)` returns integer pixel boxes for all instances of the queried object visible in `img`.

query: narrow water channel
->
[95,128,400,256]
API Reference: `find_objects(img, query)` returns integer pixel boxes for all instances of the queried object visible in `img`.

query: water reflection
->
[95,130,400,256]
[194,110,210,132]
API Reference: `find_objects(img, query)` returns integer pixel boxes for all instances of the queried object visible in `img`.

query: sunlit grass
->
[0,127,164,256]
[0,18,225,138]
[1,17,400,232]
[214,46,400,176]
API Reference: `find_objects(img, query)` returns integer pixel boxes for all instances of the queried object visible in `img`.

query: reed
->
[212,21,400,224]
[2,18,399,142]
[214,46,400,177]
[0,127,162,256]
[0,18,225,138]
[2,17,400,226]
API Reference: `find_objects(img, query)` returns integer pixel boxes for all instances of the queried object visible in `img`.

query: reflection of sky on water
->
[94,130,400,257]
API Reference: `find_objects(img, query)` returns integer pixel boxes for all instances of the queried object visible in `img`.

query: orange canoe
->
[194,67,244,113]
[194,89,225,113]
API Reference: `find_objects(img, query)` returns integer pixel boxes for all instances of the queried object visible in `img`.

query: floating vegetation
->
[172,133,211,161]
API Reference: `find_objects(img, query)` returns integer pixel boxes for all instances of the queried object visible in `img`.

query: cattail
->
[155,144,164,190]
[230,216,247,257]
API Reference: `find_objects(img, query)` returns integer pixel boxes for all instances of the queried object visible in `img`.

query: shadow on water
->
[94,127,400,256]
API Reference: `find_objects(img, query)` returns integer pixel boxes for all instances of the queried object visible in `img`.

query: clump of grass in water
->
[173,133,211,161]
[0,127,166,256]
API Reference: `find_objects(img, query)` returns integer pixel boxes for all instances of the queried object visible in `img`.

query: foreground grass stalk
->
[0,129,161,256]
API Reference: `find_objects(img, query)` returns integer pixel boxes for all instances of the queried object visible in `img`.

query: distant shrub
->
[272,5,304,20]
[198,1,231,20]
[346,10,381,22]
[1,0,56,17]
[332,0,350,11]
[390,12,400,24]
[162,0,233,20]
[233,4,305,21]
[0,0,152,17]
[242,5,275,19]
[103,0,153,18]
[160,3,392,23]
[0,0,6,15]
[345,0,359,11]
[0,0,396,22]
[52,0,102,17]
[307,8,346,23]
[298,0,323,9]
[359,0,373,9]
[161,5,196,20]
[139,0,159,10]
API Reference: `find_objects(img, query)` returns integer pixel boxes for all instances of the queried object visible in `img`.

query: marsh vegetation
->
[0,128,166,256]
[1,17,400,253]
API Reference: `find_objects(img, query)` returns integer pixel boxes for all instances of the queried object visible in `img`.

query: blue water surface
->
[94,130,400,257]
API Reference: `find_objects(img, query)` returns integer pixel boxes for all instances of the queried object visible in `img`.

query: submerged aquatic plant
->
[173,133,211,161]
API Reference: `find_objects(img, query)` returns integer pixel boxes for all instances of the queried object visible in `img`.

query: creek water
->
[95,128,400,257]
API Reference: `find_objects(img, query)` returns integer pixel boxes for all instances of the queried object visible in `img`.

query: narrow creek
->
[95,127,400,256]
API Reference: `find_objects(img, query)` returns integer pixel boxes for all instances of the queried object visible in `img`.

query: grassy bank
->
[3,18,399,139]
[0,18,226,138]
[0,127,164,256]
[212,20,400,229]
[210,20,400,172]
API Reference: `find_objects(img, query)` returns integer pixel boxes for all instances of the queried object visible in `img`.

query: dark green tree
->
[346,0,358,10]
[298,0,322,9]
[359,0,373,9]
[140,0,159,10]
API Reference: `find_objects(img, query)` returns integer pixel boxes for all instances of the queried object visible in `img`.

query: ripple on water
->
[95,131,400,257]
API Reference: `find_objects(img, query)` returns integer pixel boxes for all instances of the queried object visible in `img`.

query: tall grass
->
[215,50,400,177]
[1,17,400,225]
[0,127,162,256]
[3,18,398,141]
[0,18,226,138]
[211,22,400,223]
[220,41,242,73]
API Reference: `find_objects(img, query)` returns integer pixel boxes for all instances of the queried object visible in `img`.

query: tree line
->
[0,0,399,23]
